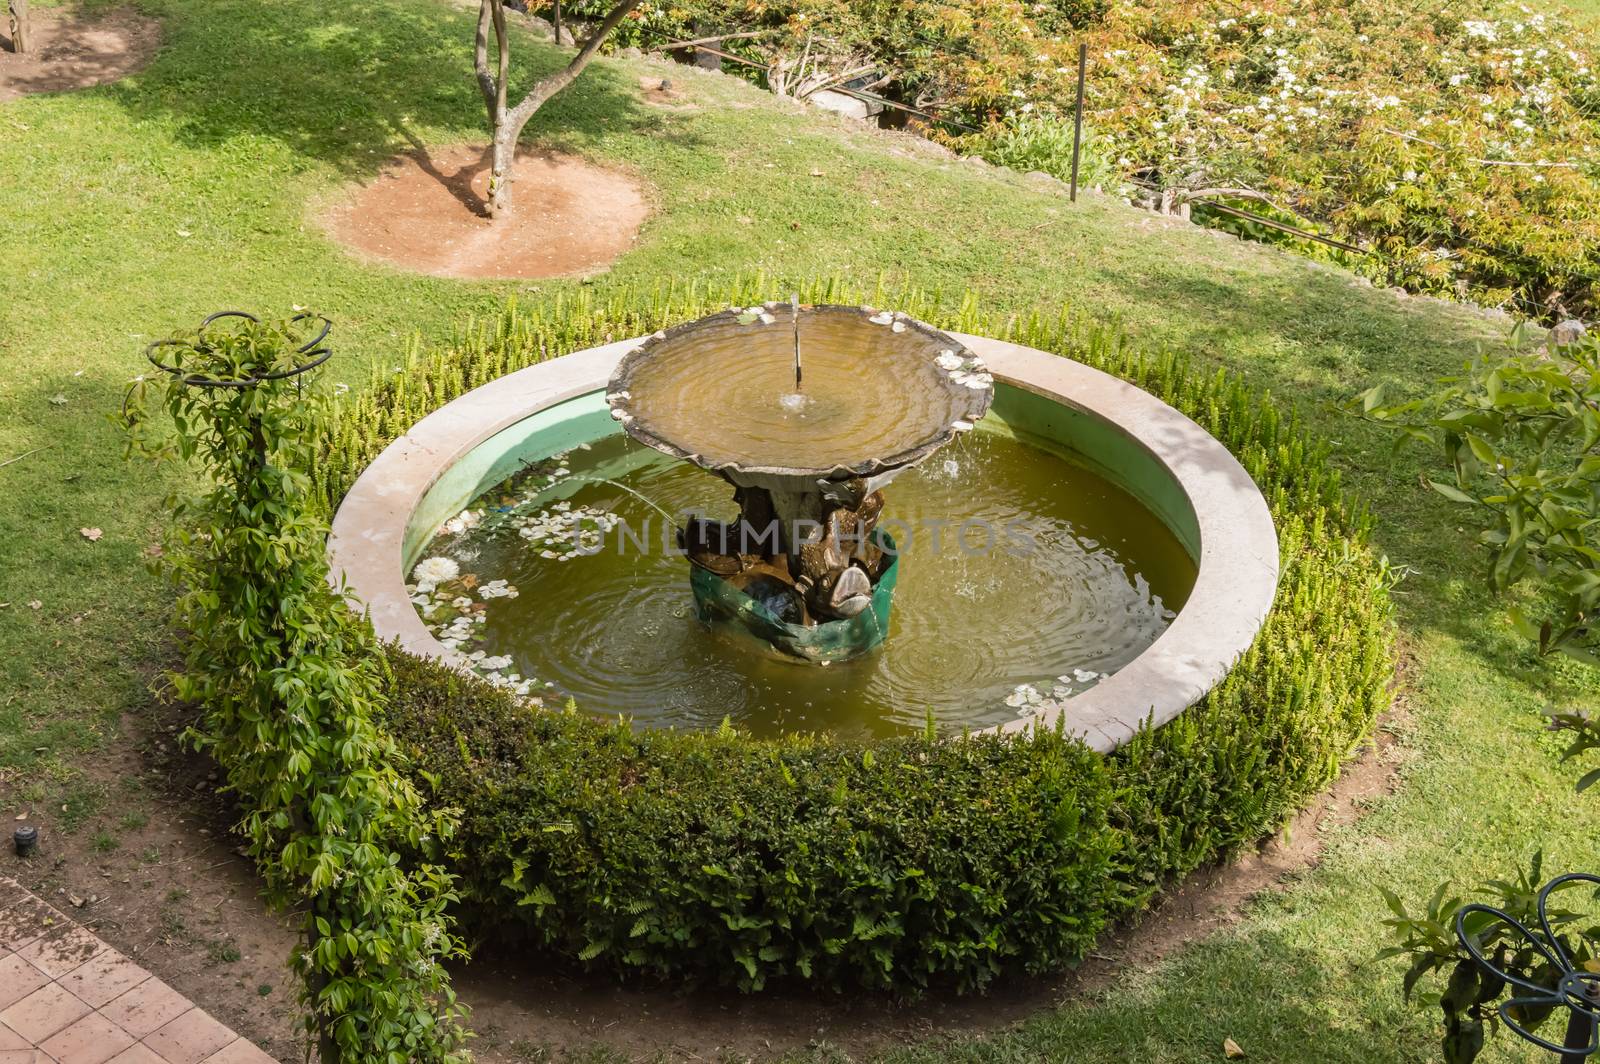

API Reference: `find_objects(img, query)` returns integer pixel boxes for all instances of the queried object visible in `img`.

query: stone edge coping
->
[328,333,1279,753]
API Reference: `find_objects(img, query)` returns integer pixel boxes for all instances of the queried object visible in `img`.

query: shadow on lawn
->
[446,921,1426,1062]
[100,0,662,181]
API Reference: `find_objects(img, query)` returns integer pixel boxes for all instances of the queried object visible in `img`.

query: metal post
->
[791,292,802,392]
[1561,982,1600,1064]
[1070,42,1087,203]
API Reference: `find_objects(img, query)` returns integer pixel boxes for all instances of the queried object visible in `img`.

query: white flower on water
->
[479,655,514,671]
[868,311,894,325]
[479,579,519,600]
[950,368,994,389]
[412,556,459,591]
[936,350,963,370]
[442,509,481,535]
[1004,683,1043,708]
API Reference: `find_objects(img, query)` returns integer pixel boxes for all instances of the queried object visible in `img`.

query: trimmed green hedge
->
[319,277,1396,993]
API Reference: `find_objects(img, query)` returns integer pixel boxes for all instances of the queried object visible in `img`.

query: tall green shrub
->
[121,315,470,1063]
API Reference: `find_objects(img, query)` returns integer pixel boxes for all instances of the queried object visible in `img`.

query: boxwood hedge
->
[316,277,1396,994]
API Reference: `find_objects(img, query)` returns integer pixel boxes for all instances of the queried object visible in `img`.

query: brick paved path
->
[0,876,277,1064]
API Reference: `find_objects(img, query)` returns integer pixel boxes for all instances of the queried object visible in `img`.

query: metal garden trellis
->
[1455,872,1600,1063]
[143,311,333,391]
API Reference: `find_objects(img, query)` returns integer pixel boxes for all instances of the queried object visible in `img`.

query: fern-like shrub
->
[316,277,1396,993]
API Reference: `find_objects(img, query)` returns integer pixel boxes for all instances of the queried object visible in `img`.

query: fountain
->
[604,301,993,661]
[328,302,1279,742]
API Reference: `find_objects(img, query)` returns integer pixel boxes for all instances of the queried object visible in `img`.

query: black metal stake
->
[1070,42,1087,203]
[1564,984,1600,1064]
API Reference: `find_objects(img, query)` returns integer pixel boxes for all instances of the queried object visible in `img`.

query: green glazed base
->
[689,536,900,663]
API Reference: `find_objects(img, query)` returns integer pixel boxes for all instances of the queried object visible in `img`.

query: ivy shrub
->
[316,278,1397,992]
[122,316,471,1062]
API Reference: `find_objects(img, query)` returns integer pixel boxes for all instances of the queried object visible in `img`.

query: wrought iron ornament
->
[144,310,332,389]
[1455,872,1600,1061]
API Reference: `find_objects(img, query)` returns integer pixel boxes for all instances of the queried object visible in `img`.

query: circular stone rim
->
[328,332,1280,754]
[606,304,994,481]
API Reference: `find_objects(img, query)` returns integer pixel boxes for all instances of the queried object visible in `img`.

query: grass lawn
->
[1,0,1596,1059]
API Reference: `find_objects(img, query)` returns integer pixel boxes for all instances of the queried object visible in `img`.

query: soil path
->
[319,144,651,280]
[0,6,159,101]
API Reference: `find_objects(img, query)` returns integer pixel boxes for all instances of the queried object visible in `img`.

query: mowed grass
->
[0,0,1595,1060]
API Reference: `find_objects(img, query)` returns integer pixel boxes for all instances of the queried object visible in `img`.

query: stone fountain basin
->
[328,332,1279,752]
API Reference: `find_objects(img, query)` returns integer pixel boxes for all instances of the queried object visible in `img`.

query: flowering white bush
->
[959,0,1600,316]
[588,0,1598,313]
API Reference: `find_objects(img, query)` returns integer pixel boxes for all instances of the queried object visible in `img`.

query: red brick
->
[0,982,92,1043]
[57,951,148,1010]
[0,1023,30,1051]
[198,1039,276,1064]
[105,1046,167,1064]
[0,954,48,1011]
[40,1012,136,1064]
[0,899,61,954]
[98,980,190,1041]
[17,925,104,981]
[140,1010,235,1064]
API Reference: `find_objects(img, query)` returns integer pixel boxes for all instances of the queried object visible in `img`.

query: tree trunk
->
[476,0,641,219]
[550,0,562,47]
[8,0,31,55]
[489,128,517,215]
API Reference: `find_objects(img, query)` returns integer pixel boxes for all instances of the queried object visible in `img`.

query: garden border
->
[328,330,1278,751]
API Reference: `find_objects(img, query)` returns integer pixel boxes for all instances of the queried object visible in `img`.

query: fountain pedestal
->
[606,303,993,661]
[689,530,900,663]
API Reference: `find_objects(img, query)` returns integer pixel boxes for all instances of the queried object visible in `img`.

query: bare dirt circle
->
[0,5,160,101]
[320,143,651,280]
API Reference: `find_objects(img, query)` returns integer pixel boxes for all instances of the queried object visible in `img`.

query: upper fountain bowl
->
[606,304,994,481]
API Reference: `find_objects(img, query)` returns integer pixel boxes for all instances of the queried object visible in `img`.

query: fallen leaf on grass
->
[26,600,41,610]
[48,394,67,406]
[79,527,103,542]
[1224,1038,1246,1059]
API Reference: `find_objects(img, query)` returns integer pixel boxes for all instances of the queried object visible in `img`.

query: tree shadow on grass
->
[449,920,1429,1062]
[100,0,662,182]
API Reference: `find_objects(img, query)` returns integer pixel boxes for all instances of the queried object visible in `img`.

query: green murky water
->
[409,427,1196,737]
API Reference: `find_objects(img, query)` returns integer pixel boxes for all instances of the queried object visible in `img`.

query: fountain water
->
[604,303,994,661]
